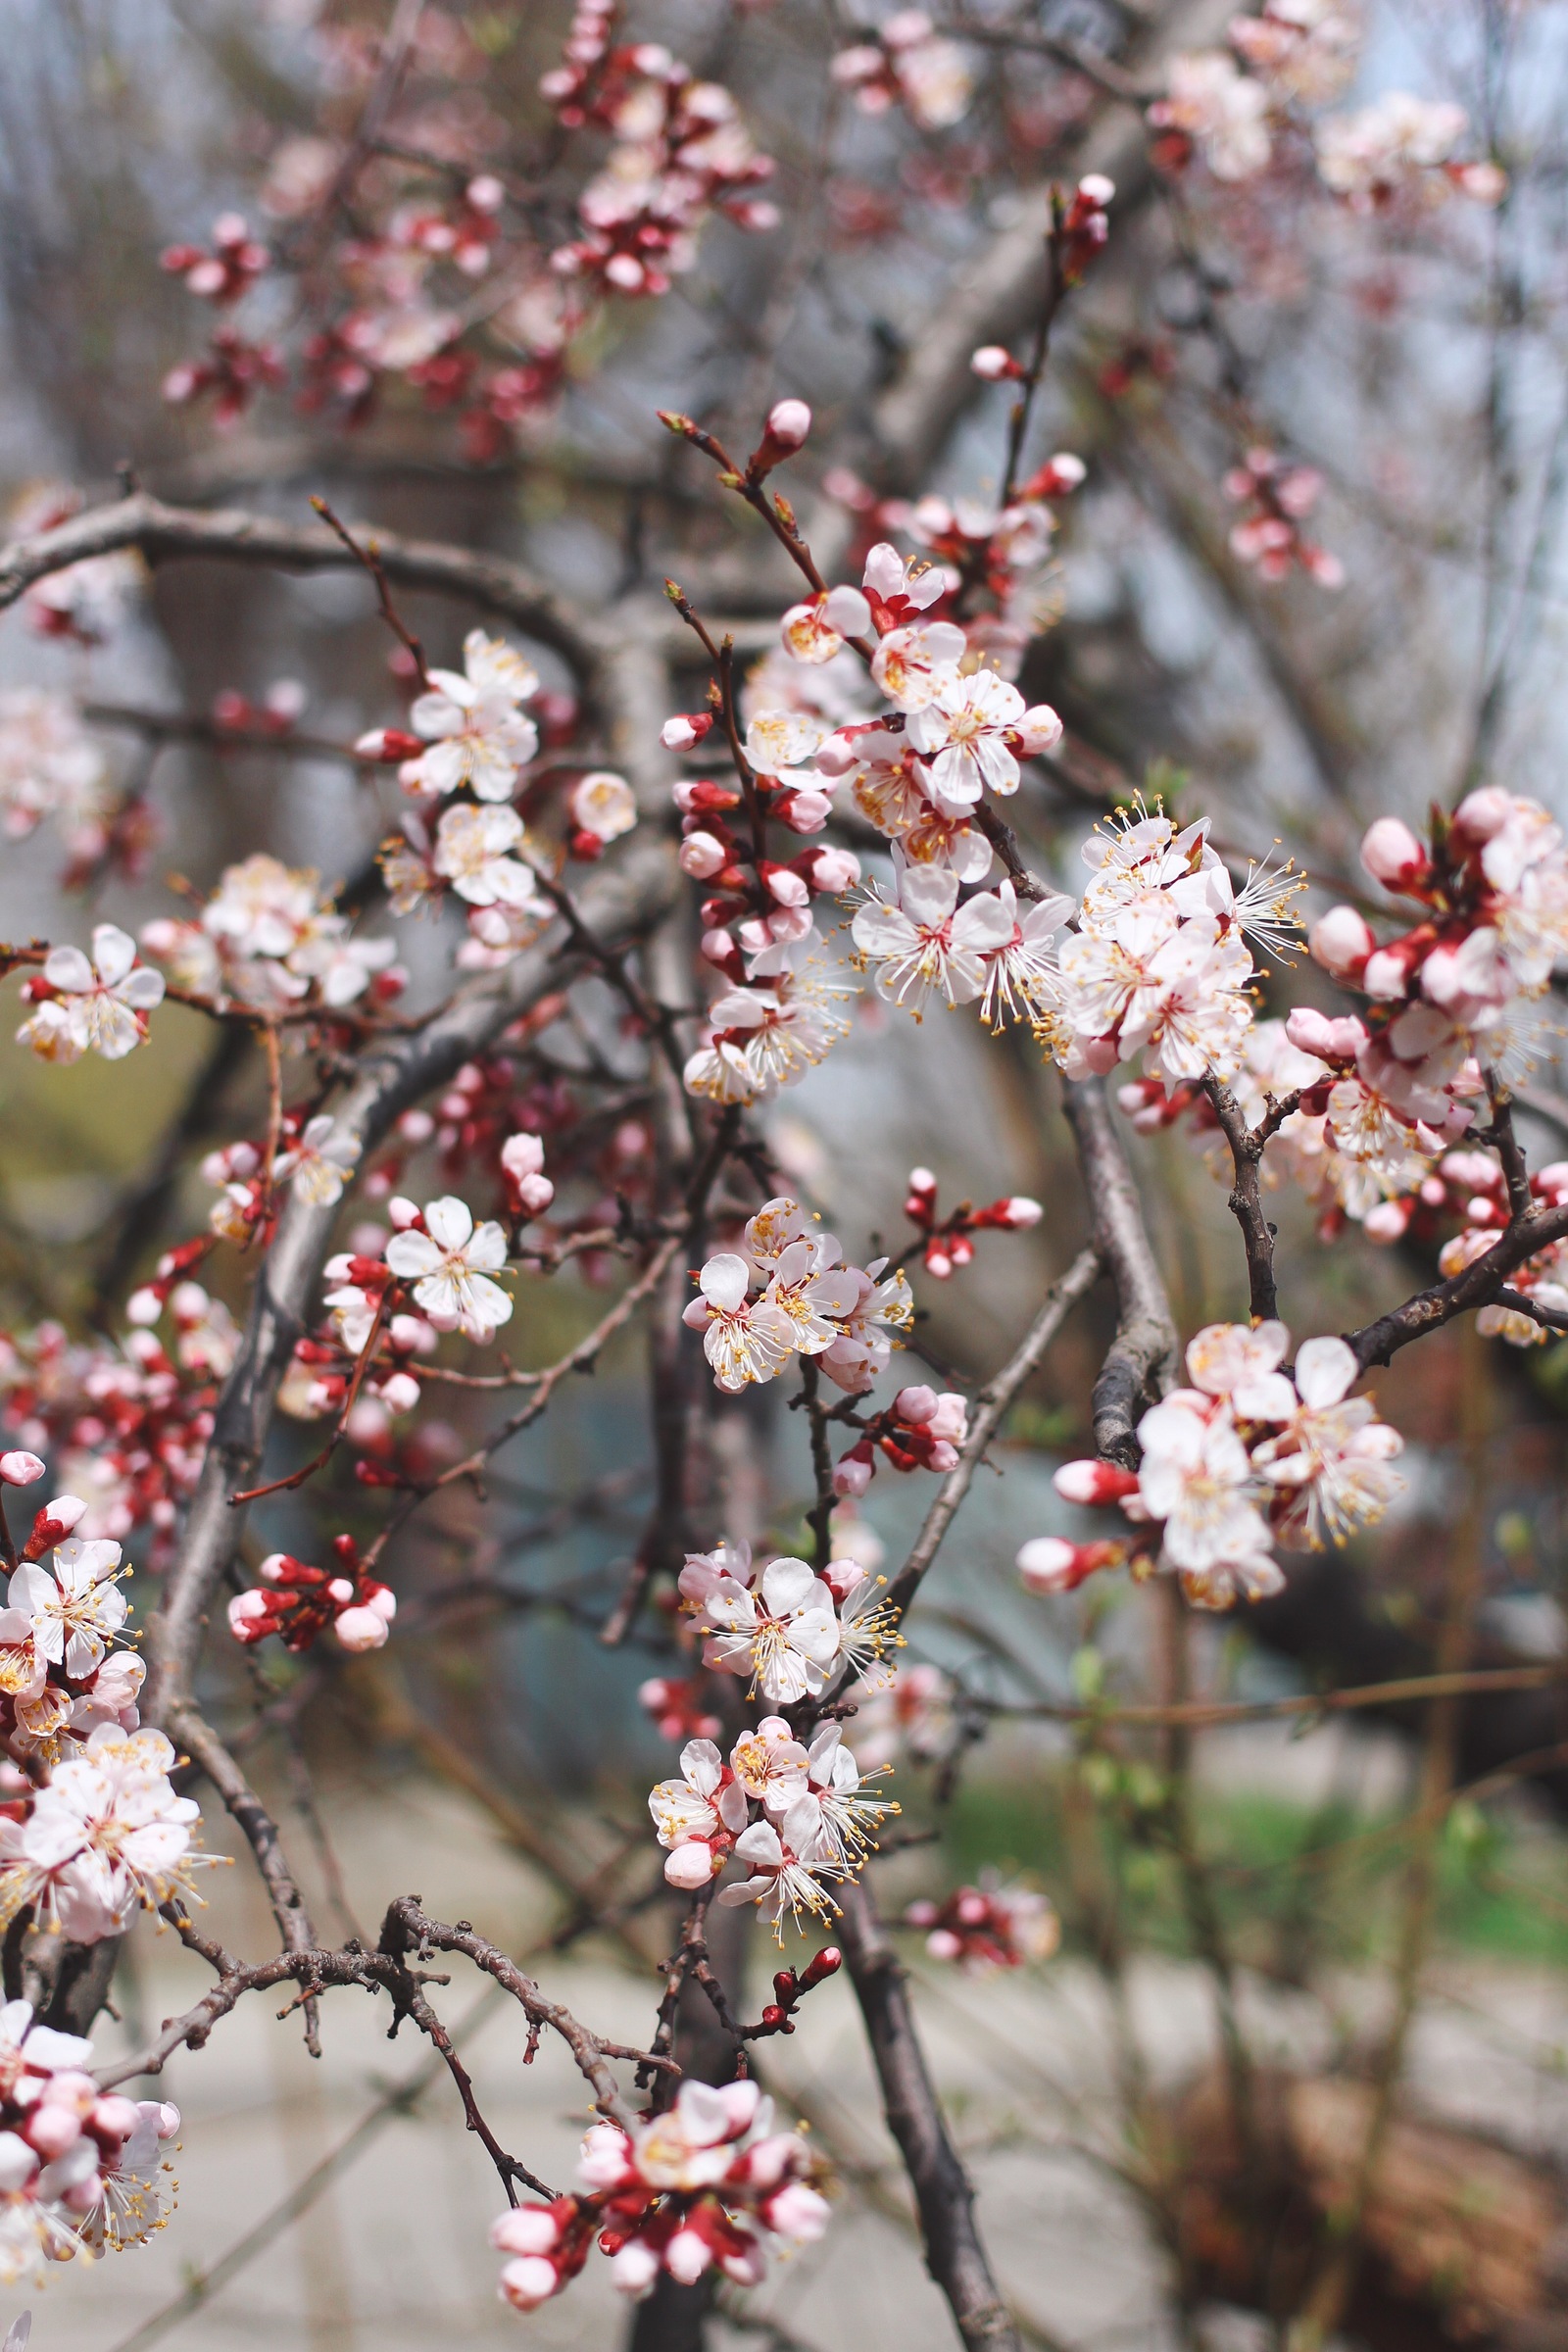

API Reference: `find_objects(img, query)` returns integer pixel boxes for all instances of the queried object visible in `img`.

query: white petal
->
[1294,1336,1357,1409]
[423,1197,475,1251]
[42,946,94,994]
[700,1253,752,1312]
[91,925,137,986]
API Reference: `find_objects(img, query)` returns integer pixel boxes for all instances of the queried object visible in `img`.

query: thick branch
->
[1346,1197,1568,1368]
[1201,1078,1282,1322]
[838,1880,1021,2352]
[1060,1080,1178,1463]
[0,491,597,674]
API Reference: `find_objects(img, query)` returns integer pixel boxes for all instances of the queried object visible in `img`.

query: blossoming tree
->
[0,0,1562,2343]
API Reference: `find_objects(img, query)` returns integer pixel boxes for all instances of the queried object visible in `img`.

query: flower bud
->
[491,2206,564,2257]
[1308,905,1375,979]
[1360,817,1430,892]
[970,344,1021,380]
[1452,785,1513,844]
[499,2255,562,2311]
[765,398,810,450]
[1016,1536,1122,1593]
[0,1453,44,1488]
[773,789,833,834]
[801,847,860,892]
[996,1196,1042,1228]
[833,1448,873,1497]
[894,1384,940,1425]
[678,831,730,880]
[1052,1458,1139,1505]
[1284,1007,1365,1063]
[1362,1200,1412,1243]
[1011,704,1063,756]
[660,712,713,752]
[664,1840,718,1889]
[334,1605,391,1653]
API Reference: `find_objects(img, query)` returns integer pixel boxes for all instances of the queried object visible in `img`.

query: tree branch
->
[1060,1080,1178,1463]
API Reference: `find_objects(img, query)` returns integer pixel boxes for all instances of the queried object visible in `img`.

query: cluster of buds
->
[543,28,777,296]
[162,326,287,426]
[752,1944,843,2035]
[160,214,269,303]
[1222,448,1344,587]
[227,1535,396,1655]
[1054,172,1116,286]
[0,2001,179,2280]
[830,14,975,133]
[904,1882,1059,1973]
[902,1165,1042,1278]
[1018,1321,1403,1612]
[833,1385,969,1495]
[388,177,505,277]
[1272,792,1568,1217]
[491,2080,828,2310]
[637,1675,721,1743]
[0,1307,224,1560]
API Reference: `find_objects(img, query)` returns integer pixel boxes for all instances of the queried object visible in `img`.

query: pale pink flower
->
[870,622,967,712]
[8,1544,126,1680]
[1136,1397,1273,1573]
[685,1554,841,1702]
[0,1727,205,1942]
[569,770,637,842]
[682,1254,797,1390]
[853,863,1015,1014]
[19,928,164,1065]
[275,1114,360,1207]
[384,1198,512,1338]
[431,804,548,909]
[401,630,539,800]
[906,668,1027,808]
[1249,1337,1404,1547]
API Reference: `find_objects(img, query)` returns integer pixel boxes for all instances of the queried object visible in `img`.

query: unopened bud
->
[1052,1458,1140,1506]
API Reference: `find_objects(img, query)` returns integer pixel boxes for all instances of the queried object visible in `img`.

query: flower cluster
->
[491,2080,827,2310]
[831,14,975,132]
[0,1726,210,1944]
[0,1303,227,1557]
[1260,792,1568,1217]
[649,1710,895,1933]
[15,929,165,1066]
[677,1545,900,1709]
[1152,10,1502,208]
[901,1165,1042,1278]
[904,1883,1059,1974]
[1222,448,1344,588]
[228,1536,397,1656]
[1018,1322,1403,1610]
[683,1198,911,1396]
[140,854,399,1014]
[0,1476,145,1768]
[0,692,117,859]
[541,9,778,296]
[0,2000,178,2281]
[1055,804,1298,1089]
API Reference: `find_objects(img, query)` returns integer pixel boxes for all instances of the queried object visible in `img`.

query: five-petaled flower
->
[384,1197,514,1339]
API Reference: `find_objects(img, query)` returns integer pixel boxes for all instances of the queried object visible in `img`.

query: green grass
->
[929,1771,1568,1975]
